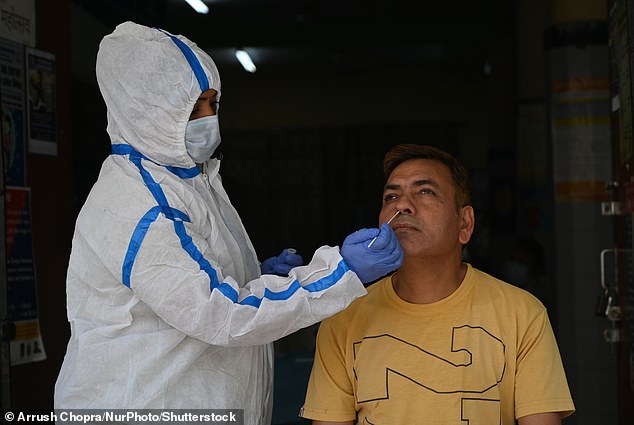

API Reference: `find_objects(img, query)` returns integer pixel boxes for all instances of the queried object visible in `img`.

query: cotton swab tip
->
[367,210,400,248]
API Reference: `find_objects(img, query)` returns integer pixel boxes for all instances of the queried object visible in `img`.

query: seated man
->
[301,144,575,424]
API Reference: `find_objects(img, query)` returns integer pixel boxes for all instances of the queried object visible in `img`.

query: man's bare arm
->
[518,412,562,425]
[312,421,354,425]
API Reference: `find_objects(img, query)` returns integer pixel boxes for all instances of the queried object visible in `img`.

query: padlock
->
[605,287,620,320]
[595,287,612,317]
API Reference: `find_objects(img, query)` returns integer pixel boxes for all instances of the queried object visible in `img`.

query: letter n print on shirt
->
[352,325,505,419]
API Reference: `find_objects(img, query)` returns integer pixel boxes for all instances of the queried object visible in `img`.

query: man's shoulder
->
[469,265,546,311]
[322,276,390,325]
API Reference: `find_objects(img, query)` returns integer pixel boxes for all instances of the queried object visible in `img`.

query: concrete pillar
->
[544,1,616,424]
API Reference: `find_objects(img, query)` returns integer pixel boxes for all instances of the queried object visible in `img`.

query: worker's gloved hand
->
[260,249,304,276]
[341,223,404,284]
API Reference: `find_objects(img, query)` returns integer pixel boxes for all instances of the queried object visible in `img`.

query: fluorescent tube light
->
[184,0,209,14]
[235,49,257,73]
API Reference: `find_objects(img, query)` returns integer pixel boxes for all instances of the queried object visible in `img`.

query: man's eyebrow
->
[384,179,439,191]
[384,183,401,191]
[412,179,439,188]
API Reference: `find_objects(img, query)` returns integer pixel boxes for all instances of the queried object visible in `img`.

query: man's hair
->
[383,144,471,209]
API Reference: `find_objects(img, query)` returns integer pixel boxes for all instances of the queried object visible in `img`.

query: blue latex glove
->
[260,249,304,276]
[341,223,404,284]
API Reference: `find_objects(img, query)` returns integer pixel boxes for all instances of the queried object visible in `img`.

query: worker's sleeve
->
[514,307,576,419]
[128,215,367,348]
[300,319,358,422]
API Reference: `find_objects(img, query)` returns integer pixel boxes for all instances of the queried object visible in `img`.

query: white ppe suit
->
[54,22,366,423]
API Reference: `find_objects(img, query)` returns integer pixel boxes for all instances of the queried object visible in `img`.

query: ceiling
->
[71,0,513,75]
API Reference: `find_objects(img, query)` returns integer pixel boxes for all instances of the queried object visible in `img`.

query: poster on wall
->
[26,48,57,155]
[5,186,46,365]
[0,37,25,186]
[0,0,35,47]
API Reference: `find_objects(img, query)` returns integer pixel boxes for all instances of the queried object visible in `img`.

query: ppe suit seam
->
[114,145,219,291]
[156,28,209,92]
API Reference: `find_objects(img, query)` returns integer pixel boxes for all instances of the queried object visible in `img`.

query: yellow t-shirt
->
[302,264,575,424]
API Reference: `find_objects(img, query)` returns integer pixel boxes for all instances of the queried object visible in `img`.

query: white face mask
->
[184,115,221,164]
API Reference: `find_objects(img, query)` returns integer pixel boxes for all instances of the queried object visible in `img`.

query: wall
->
[9,0,73,409]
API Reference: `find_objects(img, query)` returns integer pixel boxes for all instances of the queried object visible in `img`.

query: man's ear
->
[458,205,475,245]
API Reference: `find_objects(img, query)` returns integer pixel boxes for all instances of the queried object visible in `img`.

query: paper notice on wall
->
[0,37,26,187]
[26,48,57,155]
[0,0,35,47]
[6,186,46,365]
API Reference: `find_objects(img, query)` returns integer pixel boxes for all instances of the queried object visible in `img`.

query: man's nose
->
[395,195,415,215]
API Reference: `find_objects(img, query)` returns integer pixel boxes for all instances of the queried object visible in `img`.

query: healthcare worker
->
[54,21,403,424]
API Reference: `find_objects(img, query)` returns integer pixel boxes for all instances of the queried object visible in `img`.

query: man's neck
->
[392,256,467,304]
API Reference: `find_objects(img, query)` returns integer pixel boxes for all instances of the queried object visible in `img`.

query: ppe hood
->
[96,21,221,168]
